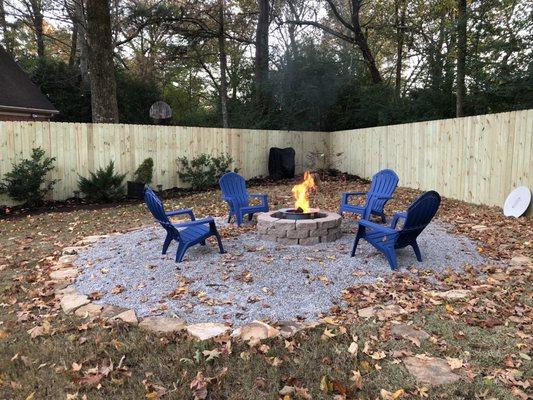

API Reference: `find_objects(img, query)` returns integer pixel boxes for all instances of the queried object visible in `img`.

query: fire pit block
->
[257,210,342,245]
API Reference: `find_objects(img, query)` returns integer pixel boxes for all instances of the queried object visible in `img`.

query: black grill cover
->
[268,147,295,179]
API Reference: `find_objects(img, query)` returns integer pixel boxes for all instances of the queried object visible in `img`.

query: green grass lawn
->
[1,177,531,399]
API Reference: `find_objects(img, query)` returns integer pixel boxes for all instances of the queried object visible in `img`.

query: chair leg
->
[384,248,398,270]
[162,233,172,254]
[248,213,254,221]
[412,241,422,262]
[214,233,226,254]
[227,213,232,223]
[351,227,364,257]
[236,212,243,227]
[175,243,189,263]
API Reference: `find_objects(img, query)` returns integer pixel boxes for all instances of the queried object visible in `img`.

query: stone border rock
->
[50,234,320,342]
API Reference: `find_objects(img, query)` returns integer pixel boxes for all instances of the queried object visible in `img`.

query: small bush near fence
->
[178,153,236,190]
[132,158,154,185]
[78,161,126,203]
[0,147,57,206]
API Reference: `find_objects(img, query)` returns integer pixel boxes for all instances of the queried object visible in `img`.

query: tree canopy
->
[1,0,531,130]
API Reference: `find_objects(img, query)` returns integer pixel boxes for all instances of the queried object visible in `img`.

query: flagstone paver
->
[100,305,129,319]
[277,321,309,338]
[109,309,138,325]
[232,320,279,341]
[60,293,90,314]
[74,303,103,318]
[50,268,78,280]
[432,289,471,300]
[139,316,187,333]
[186,323,230,340]
[403,356,461,385]
[511,255,531,265]
[391,323,430,344]
[358,304,407,320]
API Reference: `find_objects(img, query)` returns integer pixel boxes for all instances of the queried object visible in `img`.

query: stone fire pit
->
[257,209,342,245]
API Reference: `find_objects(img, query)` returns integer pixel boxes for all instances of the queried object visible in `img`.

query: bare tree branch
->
[285,19,354,43]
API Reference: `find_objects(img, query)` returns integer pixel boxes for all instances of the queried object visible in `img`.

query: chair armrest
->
[374,194,393,200]
[359,219,398,235]
[368,192,393,202]
[173,217,214,229]
[343,191,366,198]
[222,196,238,210]
[390,212,407,229]
[166,208,195,220]
[341,191,366,203]
[249,193,268,205]
[360,194,393,219]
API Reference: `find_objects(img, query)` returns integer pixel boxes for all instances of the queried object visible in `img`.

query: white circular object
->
[503,186,531,217]
[149,101,172,120]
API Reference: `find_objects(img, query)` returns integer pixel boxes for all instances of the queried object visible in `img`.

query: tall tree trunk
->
[86,0,119,123]
[218,0,229,128]
[394,0,406,99]
[29,0,45,59]
[287,24,298,58]
[71,0,90,86]
[456,0,467,117]
[286,0,299,58]
[255,0,270,94]
[68,23,78,67]
[351,0,382,84]
[428,12,446,92]
[0,0,9,52]
[77,25,90,86]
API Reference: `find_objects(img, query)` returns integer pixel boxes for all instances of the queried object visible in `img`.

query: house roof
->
[0,45,59,116]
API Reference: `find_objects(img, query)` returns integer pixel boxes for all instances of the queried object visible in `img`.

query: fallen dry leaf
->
[446,357,464,370]
[189,372,208,400]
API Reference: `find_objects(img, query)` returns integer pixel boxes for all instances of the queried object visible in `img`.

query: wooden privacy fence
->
[0,123,326,203]
[330,109,532,215]
[0,109,531,215]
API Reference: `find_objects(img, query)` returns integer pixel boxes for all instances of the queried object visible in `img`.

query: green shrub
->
[132,158,154,184]
[0,147,57,206]
[177,153,235,190]
[78,161,126,202]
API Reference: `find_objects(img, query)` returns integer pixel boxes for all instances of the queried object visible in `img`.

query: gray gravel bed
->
[73,218,485,326]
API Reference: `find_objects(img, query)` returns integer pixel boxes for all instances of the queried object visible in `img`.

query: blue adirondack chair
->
[219,172,269,226]
[351,190,441,270]
[144,187,225,262]
[339,169,399,222]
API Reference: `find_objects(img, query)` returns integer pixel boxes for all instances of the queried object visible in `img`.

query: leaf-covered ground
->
[0,175,531,399]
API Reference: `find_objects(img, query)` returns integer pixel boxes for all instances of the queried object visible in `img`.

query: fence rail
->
[0,122,325,204]
[330,109,532,215]
[1,109,531,215]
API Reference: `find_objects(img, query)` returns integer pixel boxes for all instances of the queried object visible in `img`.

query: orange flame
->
[291,171,316,213]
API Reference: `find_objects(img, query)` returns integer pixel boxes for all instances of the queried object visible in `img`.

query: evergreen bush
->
[132,158,154,184]
[0,148,57,206]
[177,153,235,190]
[78,161,126,202]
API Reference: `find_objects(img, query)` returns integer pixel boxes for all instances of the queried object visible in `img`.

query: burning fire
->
[291,171,316,213]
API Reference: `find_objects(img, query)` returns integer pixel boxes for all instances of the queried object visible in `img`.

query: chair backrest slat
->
[219,172,249,206]
[367,169,399,212]
[144,187,179,239]
[396,191,440,247]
